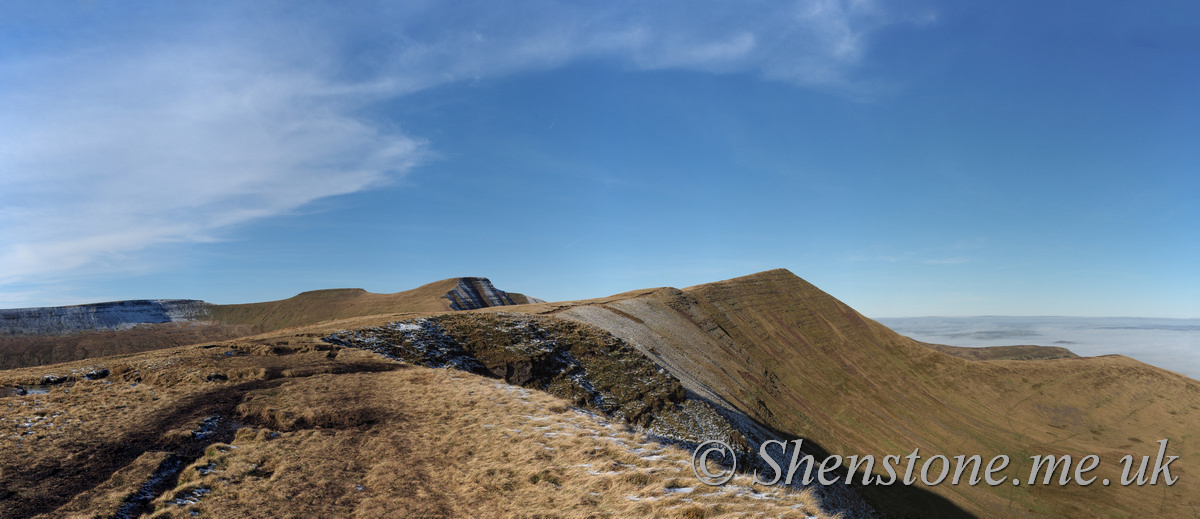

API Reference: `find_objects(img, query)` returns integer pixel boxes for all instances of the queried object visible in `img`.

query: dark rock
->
[39,375,67,385]
[1,299,211,336]
[444,278,517,311]
[505,361,534,386]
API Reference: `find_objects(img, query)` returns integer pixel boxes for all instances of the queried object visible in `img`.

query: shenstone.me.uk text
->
[691,439,1179,487]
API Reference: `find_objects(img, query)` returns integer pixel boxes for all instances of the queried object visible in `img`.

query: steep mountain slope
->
[444,277,545,309]
[2,269,1194,518]
[558,269,1199,517]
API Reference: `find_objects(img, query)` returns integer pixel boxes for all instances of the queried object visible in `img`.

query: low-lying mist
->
[876,316,1200,379]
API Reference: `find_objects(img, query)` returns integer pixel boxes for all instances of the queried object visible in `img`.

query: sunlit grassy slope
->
[559,269,1199,518]
[209,278,544,333]
[2,269,1195,518]
[207,278,463,332]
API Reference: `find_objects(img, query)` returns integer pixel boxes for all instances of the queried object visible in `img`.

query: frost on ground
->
[325,314,746,446]
[324,312,879,518]
[563,301,880,518]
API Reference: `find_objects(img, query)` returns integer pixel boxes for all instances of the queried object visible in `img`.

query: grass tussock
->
[9,268,1191,518]
[152,369,829,518]
[0,338,830,518]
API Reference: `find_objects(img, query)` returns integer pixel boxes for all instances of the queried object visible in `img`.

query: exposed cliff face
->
[323,300,878,516]
[2,277,539,338]
[1,277,546,369]
[3,269,1197,518]
[1,300,211,336]
[444,277,531,310]
[323,313,698,431]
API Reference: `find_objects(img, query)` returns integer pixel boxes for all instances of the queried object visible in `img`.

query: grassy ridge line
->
[0,281,452,372]
[208,278,545,333]
[918,342,1078,362]
[0,277,542,371]
[6,268,1196,517]
[207,278,461,332]
[562,268,1198,518]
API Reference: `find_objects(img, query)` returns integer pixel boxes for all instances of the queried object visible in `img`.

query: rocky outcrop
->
[322,313,733,438]
[443,278,524,310]
[1,300,211,336]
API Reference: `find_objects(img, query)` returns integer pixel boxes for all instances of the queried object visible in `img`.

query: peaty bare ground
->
[3,269,1197,518]
[1,335,828,519]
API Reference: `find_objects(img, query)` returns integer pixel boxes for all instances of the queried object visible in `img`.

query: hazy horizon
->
[878,315,1200,379]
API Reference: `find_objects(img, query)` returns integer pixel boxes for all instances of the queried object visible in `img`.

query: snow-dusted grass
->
[0,336,833,518]
[184,367,832,518]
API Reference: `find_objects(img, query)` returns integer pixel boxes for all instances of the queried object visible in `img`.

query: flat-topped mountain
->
[1,299,211,336]
[0,278,541,370]
[208,276,540,331]
[1,269,1195,518]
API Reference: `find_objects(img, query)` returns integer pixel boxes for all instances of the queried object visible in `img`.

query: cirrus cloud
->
[0,0,915,299]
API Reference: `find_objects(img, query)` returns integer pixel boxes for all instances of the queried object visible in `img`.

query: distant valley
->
[2,270,1196,518]
[879,316,1200,380]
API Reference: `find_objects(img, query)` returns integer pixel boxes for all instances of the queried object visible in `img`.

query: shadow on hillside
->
[779,426,977,519]
[667,394,978,519]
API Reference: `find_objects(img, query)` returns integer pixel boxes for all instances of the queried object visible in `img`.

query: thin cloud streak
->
[1,42,427,286]
[1,0,911,297]
[924,257,970,265]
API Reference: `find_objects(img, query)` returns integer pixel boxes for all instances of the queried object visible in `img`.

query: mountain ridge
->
[2,269,1195,517]
[0,277,541,370]
[556,269,1198,516]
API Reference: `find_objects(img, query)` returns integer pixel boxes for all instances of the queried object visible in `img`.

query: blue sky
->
[1,1,1197,318]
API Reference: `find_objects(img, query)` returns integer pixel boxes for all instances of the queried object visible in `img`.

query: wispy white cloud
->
[0,0,915,296]
[323,0,900,93]
[924,257,970,265]
[1,39,426,286]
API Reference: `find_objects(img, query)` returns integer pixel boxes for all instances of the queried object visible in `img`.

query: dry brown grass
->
[207,278,464,333]
[561,269,1200,518]
[919,342,1078,362]
[153,368,829,518]
[6,268,1196,518]
[1,276,507,371]
[1,335,828,518]
[0,321,255,370]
